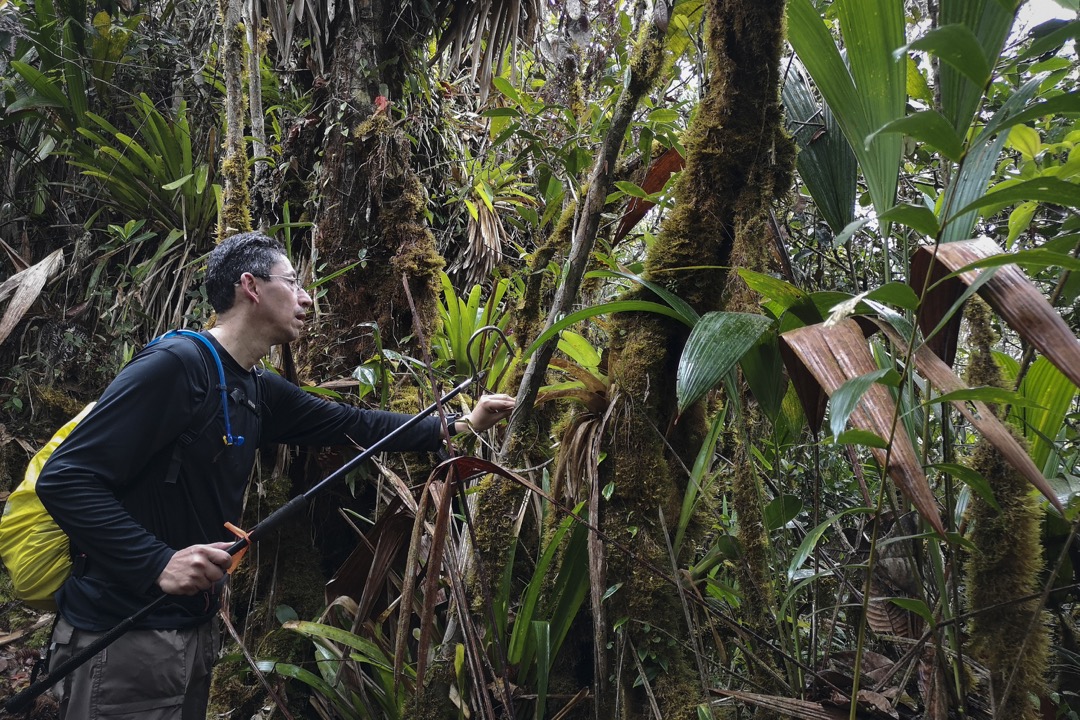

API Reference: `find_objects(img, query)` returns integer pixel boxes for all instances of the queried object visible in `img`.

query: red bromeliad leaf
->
[613,147,685,245]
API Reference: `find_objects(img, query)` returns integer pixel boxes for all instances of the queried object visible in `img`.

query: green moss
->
[217,149,252,237]
[962,313,1049,718]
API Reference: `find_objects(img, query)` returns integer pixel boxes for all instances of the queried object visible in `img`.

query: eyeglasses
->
[255,273,306,293]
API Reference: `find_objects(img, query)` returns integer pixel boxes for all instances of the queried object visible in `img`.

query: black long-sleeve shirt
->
[36,332,445,630]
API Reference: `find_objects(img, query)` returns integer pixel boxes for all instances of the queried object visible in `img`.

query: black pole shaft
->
[3,376,474,715]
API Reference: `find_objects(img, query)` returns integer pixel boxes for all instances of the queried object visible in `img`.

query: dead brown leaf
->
[779,320,946,535]
[911,238,1080,389]
[0,249,64,347]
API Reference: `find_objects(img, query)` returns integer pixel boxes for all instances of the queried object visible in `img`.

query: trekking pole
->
[3,374,478,715]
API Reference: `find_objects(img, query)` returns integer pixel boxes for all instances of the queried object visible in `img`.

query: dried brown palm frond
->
[779,319,947,536]
[911,237,1080,388]
[433,0,543,102]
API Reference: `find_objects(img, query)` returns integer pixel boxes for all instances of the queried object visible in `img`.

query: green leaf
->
[830,429,889,448]
[647,109,681,123]
[931,462,1001,512]
[831,217,872,247]
[492,76,521,104]
[1007,124,1042,160]
[938,0,1015,132]
[868,110,966,162]
[161,173,194,191]
[764,494,804,531]
[614,180,650,198]
[782,60,857,233]
[524,301,692,358]
[905,24,992,88]
[887,597,936,626]
[788,506,875,581]
[829,367,898,439]
[879,202,940,237]
[676,312,775,413]
[588,266,700,326]
[1019,357,1079,470]
[738,269,811,311]
[953,176,1080,218]
[865,282,920,311]
[741,330,787,420]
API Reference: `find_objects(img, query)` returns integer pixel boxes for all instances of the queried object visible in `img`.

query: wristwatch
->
[445,412,463,435]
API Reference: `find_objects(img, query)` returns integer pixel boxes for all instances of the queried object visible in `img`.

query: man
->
[35,231,515,719]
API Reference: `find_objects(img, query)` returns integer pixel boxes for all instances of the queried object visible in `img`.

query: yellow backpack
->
[0,403,96,610]
[0,329,238,611]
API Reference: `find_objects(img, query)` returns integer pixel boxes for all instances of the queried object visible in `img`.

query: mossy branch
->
[500,19,666,458]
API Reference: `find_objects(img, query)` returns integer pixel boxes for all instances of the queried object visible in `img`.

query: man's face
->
[255,257,312,344]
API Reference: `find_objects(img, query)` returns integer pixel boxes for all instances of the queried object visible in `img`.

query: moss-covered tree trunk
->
[599,0,793,716]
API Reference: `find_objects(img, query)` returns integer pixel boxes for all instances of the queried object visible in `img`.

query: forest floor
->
[0,597,59,720]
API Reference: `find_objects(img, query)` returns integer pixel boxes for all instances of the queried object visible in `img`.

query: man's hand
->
[462,393,516,432]
[157,542,233,595]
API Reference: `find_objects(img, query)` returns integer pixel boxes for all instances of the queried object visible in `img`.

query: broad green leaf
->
[868,110,965,162]
[738,269,810,311]
[676,410,726,553]
[1006,124,1042,160]
[865,282,920,311]
[764,494,803,531]
[829,367,898,439]
[953,176,1080,218]
[588,268,700,326]
[788,506,874,581]
[1019,357,1079,469]
[782,60,857,233]
[257,661,355,719]
[879,202,941,237]
[907,56,934,104]
[787,0,905,218]
[931,462,1001,512]
[676,312,774,413]
[492,76,521,104]
[482,107,521,118]
[1011,18,1080,65]
[832,217,872,247]
[1007,88,1080,127]
[938,0,1016,132]
[647,109,680,123]
[557,331,602,369]
[741,330,787,421]
[905,24,992,88]
[1006,201,1038,247]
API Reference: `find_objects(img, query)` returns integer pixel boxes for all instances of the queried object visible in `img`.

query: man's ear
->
[236,272,260,304]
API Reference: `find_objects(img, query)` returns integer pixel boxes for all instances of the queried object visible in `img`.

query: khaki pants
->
[48,616,220,720]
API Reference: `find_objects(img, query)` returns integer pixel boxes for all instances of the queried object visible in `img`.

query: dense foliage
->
[1,0,1079,718]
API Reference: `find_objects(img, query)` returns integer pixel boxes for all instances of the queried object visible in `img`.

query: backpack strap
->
[147,330,244,485]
